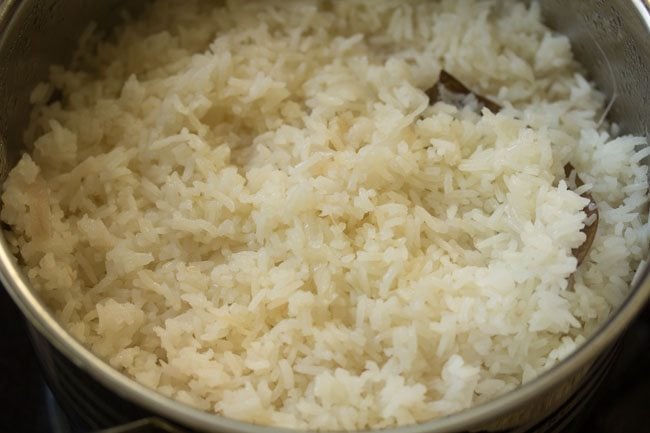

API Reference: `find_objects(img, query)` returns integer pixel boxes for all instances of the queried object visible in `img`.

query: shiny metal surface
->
[0,1,648,432]
[542,0,650,137]
[0,0,130,182]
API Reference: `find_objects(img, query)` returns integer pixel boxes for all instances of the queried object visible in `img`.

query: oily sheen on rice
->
[1,0,648,430]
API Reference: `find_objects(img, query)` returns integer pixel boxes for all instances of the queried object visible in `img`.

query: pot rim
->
[0,1,649,432]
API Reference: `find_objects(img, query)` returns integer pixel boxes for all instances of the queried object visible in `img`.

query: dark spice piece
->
[426,71,597,267]
[564,163,599,266]
[426,70,502,113]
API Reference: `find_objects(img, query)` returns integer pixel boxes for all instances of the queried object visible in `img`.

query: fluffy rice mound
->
[2,0,648,429]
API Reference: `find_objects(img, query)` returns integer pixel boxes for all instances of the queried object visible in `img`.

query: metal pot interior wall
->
[0,0,648,432]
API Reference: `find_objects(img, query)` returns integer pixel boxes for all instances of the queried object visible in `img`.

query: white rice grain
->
[1,0,648,430]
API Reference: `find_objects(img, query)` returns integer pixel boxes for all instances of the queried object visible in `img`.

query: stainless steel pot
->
[0,1,649,432]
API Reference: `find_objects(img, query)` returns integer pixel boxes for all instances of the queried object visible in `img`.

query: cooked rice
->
[2,0,648,430]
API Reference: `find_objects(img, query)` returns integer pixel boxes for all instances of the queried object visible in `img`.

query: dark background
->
[1,286,648,433]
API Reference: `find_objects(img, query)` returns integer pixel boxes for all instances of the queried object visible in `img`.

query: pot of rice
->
[0,0,648,432]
